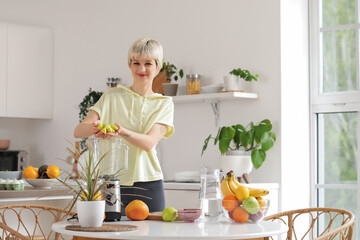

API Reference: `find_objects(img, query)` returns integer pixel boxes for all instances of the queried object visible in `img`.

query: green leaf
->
[219,138,231,154]
[240,131,250,149]
[219,127,235,141]
[269,132,277,142]
[179,69,184,78]
[251,149,266,169]
[233,129,241,147]
[214,127,222,145]
[254,120,272,144]
[260,132,275,151]
[201,134,212,156]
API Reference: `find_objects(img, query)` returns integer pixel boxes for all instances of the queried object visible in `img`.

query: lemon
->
[162,207,178,222]
[235,185,250,201]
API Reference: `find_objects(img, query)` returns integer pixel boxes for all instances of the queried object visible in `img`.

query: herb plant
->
[230,68,259,82]
[160,62,184,82]
[201,119,276,169]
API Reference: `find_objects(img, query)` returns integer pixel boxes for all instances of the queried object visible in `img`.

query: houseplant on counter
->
[223,67,259,92]
[201,119,276,177]
[57,140,121,228]
[157,61,184,96]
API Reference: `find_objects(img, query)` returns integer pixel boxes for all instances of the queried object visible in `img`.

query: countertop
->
[0,182,279,202]
[0,186,74,202]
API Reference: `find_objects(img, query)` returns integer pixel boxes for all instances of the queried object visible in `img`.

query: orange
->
[222,195,238,212]
[232,206,249,223]
[46,165,60,179]
[24,166,39,179]
[125,200,149,221]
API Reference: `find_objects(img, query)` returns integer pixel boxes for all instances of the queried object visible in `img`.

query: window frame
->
[310,0,360,236]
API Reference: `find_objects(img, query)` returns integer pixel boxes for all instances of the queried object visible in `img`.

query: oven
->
[0,150,27,171]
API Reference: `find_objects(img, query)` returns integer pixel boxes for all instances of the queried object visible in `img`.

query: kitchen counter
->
[0,186,73,202]
[164,181,279,190]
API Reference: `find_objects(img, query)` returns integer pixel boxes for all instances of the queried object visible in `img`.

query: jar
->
[186,74,201,95]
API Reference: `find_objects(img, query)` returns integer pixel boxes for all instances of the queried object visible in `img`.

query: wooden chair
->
[0,204,76,240]
[264,207,355,240]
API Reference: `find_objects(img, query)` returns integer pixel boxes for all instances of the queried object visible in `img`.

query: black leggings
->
[120,180,165,215]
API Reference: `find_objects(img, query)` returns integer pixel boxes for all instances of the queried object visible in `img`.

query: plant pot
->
[77,200,105,227]
[220,151,252,177]
[223,76,240,91]
[162,83,178,96]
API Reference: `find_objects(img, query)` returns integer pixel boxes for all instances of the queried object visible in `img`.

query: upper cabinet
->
[0,23,6,116]
[0,23,53,119]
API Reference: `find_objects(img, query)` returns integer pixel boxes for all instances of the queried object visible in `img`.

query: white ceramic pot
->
[223,76,240,91]
[77,200,105,227]
[220,151,253,177]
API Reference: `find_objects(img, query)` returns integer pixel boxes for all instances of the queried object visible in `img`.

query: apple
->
[249,211,264,222]
[243,196,260,214]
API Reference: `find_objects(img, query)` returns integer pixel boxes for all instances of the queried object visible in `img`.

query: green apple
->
[162,207,178,222]
[243,196,260,214]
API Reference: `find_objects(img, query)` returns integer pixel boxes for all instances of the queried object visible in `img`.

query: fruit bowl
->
[222,197,269,223]
[178,209,202,223]
[25,178,58,189]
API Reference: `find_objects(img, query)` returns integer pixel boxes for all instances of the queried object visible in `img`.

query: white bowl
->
[25,178,58,189]
[0,171,22,180]
[200,85,224,94]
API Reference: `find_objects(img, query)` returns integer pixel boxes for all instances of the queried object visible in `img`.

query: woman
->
[74,37,175,213]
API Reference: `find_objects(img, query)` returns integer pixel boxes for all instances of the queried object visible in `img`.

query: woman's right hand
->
[92,121,103,138]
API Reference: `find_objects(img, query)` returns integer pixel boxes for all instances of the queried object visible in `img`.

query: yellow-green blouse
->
[89,85,174,185]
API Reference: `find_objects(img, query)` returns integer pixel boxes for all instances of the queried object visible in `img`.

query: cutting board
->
[147,212,181,221]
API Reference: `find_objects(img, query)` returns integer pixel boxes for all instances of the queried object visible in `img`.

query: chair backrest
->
[0,203,76,240]
[264,207,355,240]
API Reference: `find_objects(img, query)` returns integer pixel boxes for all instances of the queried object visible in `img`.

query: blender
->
[90,138,128,221]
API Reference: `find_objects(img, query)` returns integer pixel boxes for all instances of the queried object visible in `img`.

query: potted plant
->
[201,119,276,177]
[78,88,103,151]
[159,61,184,96]
[57,140,122,228]
[223,67,259,92]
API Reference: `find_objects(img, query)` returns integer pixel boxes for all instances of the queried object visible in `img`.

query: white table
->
[52,220,288,240]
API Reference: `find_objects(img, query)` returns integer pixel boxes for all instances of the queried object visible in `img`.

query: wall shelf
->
[172,92,258,103]
[172,92,258,126]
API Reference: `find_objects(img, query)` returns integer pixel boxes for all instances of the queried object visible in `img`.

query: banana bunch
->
[97,123,119,134]
[220,171,269,199]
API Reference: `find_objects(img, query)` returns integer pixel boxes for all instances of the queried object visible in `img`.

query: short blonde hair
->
[128,37,163,68]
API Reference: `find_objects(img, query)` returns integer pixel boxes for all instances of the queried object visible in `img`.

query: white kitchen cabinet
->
[165,189,199,209]
[0,23,53,119]
[0,23,6,116]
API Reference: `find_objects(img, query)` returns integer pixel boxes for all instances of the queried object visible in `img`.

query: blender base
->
[104,212,121,222]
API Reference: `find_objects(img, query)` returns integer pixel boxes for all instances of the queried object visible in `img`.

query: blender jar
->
[89,138,129,179]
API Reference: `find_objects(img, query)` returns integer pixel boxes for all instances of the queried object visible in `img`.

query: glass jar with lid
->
[186,74,201,95]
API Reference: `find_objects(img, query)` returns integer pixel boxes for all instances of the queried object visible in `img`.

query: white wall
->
[0,1,285,185]
[280,0,310,211]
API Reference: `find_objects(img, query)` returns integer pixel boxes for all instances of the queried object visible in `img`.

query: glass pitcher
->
[89,138,129,179]
[198,167,222,222]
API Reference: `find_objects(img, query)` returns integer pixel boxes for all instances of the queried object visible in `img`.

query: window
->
[310,0,359,237]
